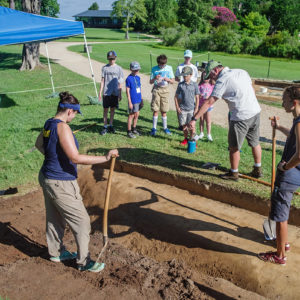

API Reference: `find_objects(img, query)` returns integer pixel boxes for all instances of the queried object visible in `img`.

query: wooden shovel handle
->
[269,116,279,194]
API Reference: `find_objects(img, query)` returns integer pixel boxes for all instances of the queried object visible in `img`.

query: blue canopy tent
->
[0,6,98,97]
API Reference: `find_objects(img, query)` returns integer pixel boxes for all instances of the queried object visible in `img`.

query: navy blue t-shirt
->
[276,116,300,186]
[41,118,79,180]
[125,74,142,104]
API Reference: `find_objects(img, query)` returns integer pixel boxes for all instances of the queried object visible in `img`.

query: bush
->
[159,24,189,47]
[241,12,270,38]
[212,6,238,27]
[240,35,262,54]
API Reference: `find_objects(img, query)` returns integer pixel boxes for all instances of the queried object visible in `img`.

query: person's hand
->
[155,74,161,80]
[106,149,119,160]
[271,116,279,129]
[189,120,196,130]
[98,94,102,101]
[278,161,287,172]
[129,103,133,110]
[176,107,182,114]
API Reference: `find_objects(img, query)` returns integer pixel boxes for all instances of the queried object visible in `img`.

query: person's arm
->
[174,94,181,114]
[35,131,45,155]
[126,87,133,110]
[57,122,118,164]
[278,123,300,171]
[194,94,199,114]
[118,68,124,101]
[150,73,160,85]
[271,117,290,136]
[99,77,104,101]
[164,77,175,84]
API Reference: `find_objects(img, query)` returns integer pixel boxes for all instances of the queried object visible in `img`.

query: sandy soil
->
[2,165,300,299]
[40,41,292,143]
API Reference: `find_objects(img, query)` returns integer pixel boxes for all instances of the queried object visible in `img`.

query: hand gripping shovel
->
[96,155,116,263]
[263,116,279,240]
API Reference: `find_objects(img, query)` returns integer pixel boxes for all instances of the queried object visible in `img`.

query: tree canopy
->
[88,2,99,10]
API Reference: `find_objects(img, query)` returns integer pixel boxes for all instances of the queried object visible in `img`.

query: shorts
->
[103,95,119,109]
[228,113,260,150]
[179,110,194,126]
[128,102,141,114]
[151,86,169,112]
[269,182,299,222]
[207,106,213,112]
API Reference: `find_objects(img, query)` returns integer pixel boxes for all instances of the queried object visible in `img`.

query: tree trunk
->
[125,13,130,40]
[20,0,42,71]
[9,0,15,9]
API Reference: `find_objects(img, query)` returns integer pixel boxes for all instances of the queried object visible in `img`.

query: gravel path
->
[40,41,292,144]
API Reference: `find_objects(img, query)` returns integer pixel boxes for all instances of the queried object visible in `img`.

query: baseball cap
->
[181,66,193,76]
[107,50,117,59]
[204,60,222,79]
[130,61,141,70]
[184,50,193,58]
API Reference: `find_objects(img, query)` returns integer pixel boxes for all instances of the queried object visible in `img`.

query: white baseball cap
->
[184,50,193,58]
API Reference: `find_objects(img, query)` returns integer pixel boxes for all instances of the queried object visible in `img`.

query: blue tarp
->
[0,6,84,46]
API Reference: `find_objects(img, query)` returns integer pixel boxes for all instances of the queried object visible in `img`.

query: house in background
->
[73,10,122,28]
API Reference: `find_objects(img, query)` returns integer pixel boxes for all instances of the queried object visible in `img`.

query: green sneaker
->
[50,250,77,263]
[78,260,105,273]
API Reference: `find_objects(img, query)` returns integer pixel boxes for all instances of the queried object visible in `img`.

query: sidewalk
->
[40,42,291,143]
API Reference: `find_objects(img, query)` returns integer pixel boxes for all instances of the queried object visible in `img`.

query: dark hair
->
[57,92,79,114]
[157,54,167,65]
[283,86,300,101]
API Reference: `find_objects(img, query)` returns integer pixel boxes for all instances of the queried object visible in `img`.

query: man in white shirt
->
[189,60,262,181]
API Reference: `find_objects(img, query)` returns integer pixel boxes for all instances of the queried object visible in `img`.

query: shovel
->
[263,116,279,240]
[96,155,117,263]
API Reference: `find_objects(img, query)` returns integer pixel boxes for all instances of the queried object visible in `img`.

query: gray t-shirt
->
[176,81,200,111]
[101,64,124,96]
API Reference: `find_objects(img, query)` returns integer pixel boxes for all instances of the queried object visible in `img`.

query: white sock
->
[162,116,167,129]
[231,169,238,173]
[153,116,158,129]
[254,163,261,167]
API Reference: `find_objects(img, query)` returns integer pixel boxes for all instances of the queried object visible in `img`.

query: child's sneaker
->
[108,126,116,134]
[207,134,213,142]
[258,251,286,265]
[199,132,204,139]
[50,250,77,263]
[180,138,188,146]
[164,128,172,135]
[127,131,136,139]
[132,129,141,136]
[101,127,108,135]
[220,170,239,181]
[78,260,105,273]
[150,128,157,136]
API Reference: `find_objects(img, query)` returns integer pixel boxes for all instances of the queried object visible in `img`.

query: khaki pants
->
[151,86,170,112]
[39,171,91,266]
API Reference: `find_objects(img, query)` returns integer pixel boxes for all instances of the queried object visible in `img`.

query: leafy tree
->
[41,0,59,17]
[0,0,9,7]
[212,6,238,27]
[88,2,99,10]
[112,0,147,39]
[177,0,214,33]
[241,12,269,38]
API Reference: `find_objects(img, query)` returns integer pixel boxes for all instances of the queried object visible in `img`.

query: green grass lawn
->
[69,42,300,80]
[1,44,300,205]
[60,28,156,43]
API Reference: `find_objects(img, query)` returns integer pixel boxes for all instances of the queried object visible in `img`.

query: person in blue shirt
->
[258,86,300,266]
[126,61,143,138]
[35,92,119,273]
[149,54,175,136]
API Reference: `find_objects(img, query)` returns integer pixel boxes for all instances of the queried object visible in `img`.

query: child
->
[258,86,300,266]
[196,72,214,141]
[149,54,175,136]
[174,66,200,145]
[126,61,142,138]
[99,50,124,135]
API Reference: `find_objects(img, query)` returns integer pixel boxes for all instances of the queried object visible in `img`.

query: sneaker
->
[164,128,172,135]
[108,126,115,134]
[258,251,286,265]
[285,243,290,252]
[199,132,204,139]
[101,127,108,135]
[180,138,188,146]
[250,166,262,178]
[127,131,136,139]
[150,128,157,136]
[219,170,239,181]
[132,129,141,136]
[78,260,105,273]
[50,250,77,263]
[207,134,213,142]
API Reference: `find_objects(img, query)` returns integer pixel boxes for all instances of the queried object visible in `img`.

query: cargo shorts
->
[151,86,170,113]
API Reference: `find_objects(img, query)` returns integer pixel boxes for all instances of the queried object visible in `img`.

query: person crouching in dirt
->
[35,91,119,273]
[258,86,300,266]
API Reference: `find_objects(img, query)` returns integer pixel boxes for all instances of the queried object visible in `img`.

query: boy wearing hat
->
[126,61,143,138]
[174,66,200,145]
[99,50,124,135]
[149,54,175,136]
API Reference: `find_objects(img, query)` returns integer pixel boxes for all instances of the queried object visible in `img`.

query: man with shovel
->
[189,60,262,181]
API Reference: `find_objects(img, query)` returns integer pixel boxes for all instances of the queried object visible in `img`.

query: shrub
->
[212,6,238,27]
[159,25,189,47]
[240,35,262,54]
[241,12,270,38]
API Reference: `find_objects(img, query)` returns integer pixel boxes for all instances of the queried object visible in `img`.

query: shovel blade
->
[263,218,277,240]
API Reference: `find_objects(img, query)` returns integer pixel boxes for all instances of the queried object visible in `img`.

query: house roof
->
[73,10,114,18]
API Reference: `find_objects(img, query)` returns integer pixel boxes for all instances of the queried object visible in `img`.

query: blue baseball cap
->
[107,50,117,58]
[184,50,193,58]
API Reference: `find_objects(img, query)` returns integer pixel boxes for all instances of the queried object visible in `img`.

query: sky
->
[57,0,115,20]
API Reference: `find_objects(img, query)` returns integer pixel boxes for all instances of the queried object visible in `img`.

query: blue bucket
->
[187,140,196,153]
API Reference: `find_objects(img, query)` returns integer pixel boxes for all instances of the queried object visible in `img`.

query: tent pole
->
[45,42,55,93]
[83,30,98,98]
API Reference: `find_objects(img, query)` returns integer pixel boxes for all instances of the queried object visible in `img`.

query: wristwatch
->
[191,116,197,121]
[282,162,289,171]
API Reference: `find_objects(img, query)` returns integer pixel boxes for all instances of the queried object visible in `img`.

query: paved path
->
[40,41,291,143]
